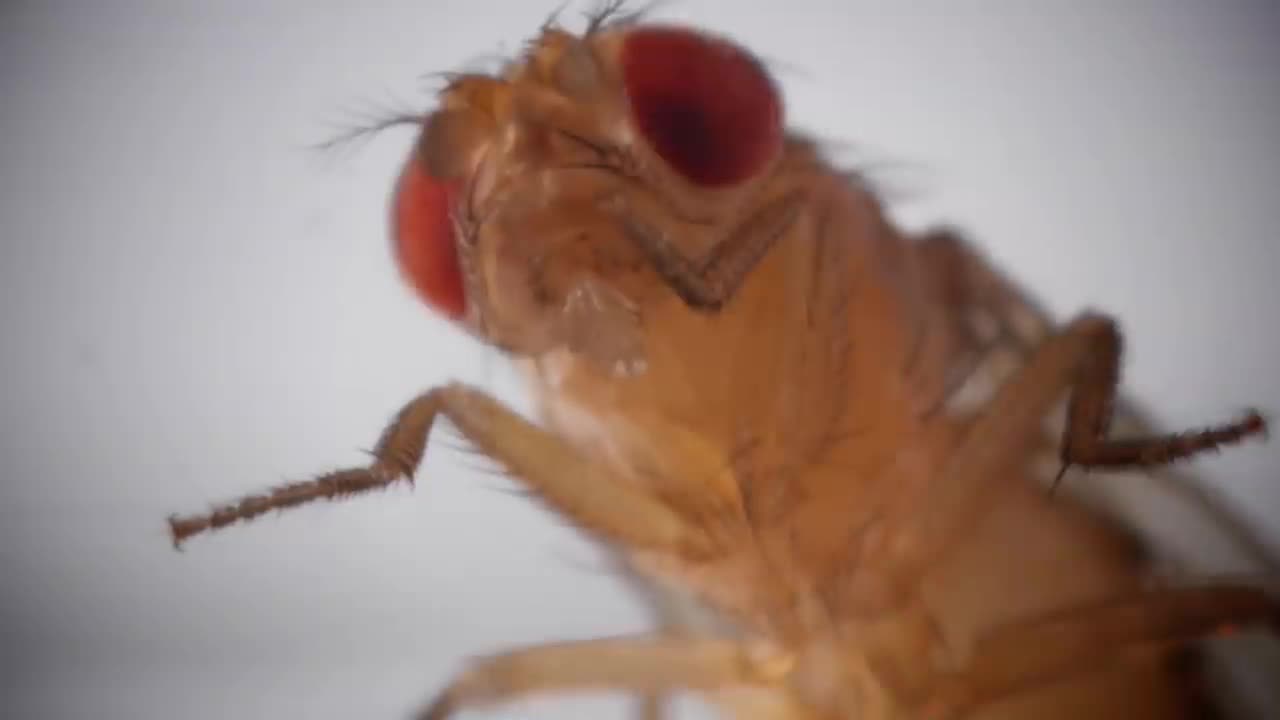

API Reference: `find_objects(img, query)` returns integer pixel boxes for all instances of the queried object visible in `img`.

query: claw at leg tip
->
[1249,408,1271,441]
[166,515,185,552]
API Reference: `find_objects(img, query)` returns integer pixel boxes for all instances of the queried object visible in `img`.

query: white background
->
[3,1,1278,718]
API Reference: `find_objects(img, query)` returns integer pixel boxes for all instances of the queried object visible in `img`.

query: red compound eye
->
[621,26,783,188]
[392,155,467,320]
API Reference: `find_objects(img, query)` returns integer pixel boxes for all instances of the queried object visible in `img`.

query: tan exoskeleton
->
[167,6,1277,719]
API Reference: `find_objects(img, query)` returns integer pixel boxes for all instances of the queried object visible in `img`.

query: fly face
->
[391,19,790,373]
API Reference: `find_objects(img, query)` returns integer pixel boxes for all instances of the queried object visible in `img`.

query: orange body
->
[516,166,1157,715]
[508,137,1201,720]
[169,7,1275,719]
[395,15,1232,717]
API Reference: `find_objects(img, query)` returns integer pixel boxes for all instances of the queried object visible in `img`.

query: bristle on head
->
[621,26,783,187]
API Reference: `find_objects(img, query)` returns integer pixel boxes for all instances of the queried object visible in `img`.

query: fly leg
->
[867,312,1266,604]
[914,227,1280,571]
[168,382,712,558]
[414,634,796,720]
[919,583,1278,719]
[1049,314,1266,485]
[904,229,1277,717]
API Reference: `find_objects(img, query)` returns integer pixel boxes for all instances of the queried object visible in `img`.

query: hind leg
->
[920,583,1277,719]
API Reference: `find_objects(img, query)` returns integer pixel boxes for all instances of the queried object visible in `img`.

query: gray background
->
[3,1,1278,718]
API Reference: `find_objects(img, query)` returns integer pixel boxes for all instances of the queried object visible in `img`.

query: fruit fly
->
[166,5,1277,719]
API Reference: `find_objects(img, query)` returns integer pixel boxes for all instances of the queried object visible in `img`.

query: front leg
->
[168,383,711,558]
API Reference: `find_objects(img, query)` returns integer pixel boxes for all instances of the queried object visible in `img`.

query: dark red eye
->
[392,156,466,320]
[621,26,783,188]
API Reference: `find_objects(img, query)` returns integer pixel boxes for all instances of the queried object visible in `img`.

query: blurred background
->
[2,1,1278,718]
